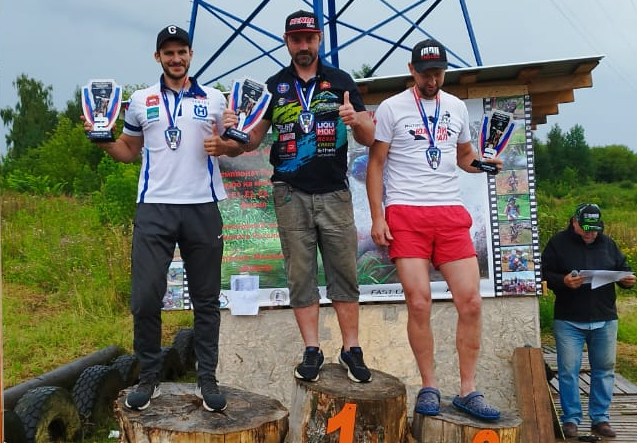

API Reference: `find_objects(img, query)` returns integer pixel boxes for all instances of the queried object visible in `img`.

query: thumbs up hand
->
[203,123,225,157]
[339,90,357,126]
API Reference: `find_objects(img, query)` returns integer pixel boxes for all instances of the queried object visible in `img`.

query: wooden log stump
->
[288,363,408,442]
[115,382,288,443]
[411,400,522,443]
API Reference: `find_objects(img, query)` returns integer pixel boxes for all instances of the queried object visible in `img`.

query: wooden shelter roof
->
[356,55,602,129]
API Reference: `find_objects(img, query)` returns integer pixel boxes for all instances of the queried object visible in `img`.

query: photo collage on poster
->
[484,95,542,296]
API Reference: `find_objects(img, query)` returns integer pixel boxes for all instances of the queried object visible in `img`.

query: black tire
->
[160,346,185,380]
[110,353,140,387]
[171,328,196,372]
[13,386,81,443]
[3,409,28,443]
[71,365,124,434]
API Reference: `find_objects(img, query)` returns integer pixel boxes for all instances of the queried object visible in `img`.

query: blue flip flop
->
[452,391,500,421]
[414,387,440,416]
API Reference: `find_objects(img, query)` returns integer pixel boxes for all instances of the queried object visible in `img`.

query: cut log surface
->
[411,398,522,443]
[115,382,288,443]
[289,363,408,442]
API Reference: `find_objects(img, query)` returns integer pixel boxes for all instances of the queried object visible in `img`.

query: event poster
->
[162,95,541,310]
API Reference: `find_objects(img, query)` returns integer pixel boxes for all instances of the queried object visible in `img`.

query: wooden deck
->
[543,346,637,442]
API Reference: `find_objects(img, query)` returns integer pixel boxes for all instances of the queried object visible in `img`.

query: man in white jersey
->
[83,25,242,412]
[366,39,502,420]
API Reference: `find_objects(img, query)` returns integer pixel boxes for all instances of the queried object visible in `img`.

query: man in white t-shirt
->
[366,39,502,421]
[83,25,243,413]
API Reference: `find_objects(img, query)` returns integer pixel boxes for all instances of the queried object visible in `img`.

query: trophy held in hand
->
[224,77,272,144]
[82,79,122,142]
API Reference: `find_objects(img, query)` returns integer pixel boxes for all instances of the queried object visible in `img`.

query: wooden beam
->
[513,347,557,443]
[572,60,599,75]
[467,84,528,99]
[531,90,574,107]
[527,73,593,94]
[517,67,542,83]
[458,71,479,84]
[533,104,559,116]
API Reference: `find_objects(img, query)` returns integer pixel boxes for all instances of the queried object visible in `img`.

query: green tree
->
[352,64,375,79]
[4,117,104,195]
[533,136,552,183]
[0,74,58,160]
[591,144,637,183]
[544,124,567,177]
[563,124,591,181]
[60,87,83,126]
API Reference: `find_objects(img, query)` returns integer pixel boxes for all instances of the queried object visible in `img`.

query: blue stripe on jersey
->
[139,149,150,203]
[124,121,142,133]
[207,157,219,202]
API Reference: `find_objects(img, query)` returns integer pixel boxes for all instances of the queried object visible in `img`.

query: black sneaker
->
[294,347,324,381]
[195,377,227,412]
[125,379,160,410]
[339,346,372,382]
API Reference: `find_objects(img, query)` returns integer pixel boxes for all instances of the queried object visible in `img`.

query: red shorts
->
[385,205,476,269]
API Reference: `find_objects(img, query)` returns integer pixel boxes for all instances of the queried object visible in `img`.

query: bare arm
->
[366,139,393,246]
[339,91,375,147]
[456,141,502,174]
[244,118,272,152]
[81,116,143,162]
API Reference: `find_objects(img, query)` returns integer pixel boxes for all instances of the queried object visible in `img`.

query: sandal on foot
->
[414,387,440,416]
[452,391,500,421]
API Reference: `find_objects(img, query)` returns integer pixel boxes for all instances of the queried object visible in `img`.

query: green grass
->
[2,183,637,440]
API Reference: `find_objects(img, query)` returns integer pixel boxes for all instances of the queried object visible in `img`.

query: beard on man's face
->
[293,51,316,67]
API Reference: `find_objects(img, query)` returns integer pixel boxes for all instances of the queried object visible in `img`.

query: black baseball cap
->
[574,203,603,232]
[157,25,191,51]
[285,10,322,34]
[411,39,448,72]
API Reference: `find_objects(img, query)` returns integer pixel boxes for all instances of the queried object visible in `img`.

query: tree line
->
[2,74,636,225]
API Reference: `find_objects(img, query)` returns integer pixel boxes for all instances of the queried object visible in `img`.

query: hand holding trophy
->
[82,79,122,142]
[471,109,516,175]
[223,77,272,144]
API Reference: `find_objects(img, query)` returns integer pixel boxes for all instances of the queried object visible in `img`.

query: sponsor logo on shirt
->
[146,95,160,107]
[146,106,160,120]
[193,99,209,120]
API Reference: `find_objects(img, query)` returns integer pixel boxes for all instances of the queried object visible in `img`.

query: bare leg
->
[440,257,482,396]
[293,303,320,348]
[332,300,360,350]
[395,258,436,387]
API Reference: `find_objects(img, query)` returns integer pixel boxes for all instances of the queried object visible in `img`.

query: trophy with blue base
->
[224,77,272,144]
[471,109,516,175]
[82,79,122,142]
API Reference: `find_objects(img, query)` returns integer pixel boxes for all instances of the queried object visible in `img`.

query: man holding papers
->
[542,203,636,438]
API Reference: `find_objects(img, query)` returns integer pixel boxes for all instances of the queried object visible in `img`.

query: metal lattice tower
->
[187,0,483,87]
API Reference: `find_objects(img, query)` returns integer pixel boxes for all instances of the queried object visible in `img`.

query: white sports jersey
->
[123,77,227,204]
[374,88,472,206]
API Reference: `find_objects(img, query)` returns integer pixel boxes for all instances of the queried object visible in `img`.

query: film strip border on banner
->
[524,95,543,295]
[485,95,543,296]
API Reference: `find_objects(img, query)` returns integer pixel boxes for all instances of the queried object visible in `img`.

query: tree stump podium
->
[288,363,409,442]
[411,398,522,443]
[114,382,288,442]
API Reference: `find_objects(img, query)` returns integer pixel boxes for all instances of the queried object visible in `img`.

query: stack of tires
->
[4,328,196,443]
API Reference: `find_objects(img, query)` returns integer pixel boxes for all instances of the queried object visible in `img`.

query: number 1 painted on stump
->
[326,402,357,443]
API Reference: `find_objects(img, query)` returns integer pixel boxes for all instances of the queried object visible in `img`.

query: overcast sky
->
[1,0,636,152]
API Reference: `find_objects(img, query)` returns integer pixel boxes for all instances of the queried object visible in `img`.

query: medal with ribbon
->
[162,77,188,150]
[294,79,316,134]
[412,87,441,170]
